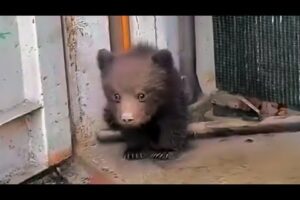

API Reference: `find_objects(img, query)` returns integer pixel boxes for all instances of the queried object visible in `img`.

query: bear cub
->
[97,43,188,160]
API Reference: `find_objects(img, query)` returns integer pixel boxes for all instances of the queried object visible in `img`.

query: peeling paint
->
[0,32,11,39]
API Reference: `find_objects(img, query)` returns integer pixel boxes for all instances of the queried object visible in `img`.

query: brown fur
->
[97,43,188,160]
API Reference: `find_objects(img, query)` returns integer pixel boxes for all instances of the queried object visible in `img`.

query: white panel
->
[0,118,31,182]
[195,16,217,94]
[17,16,42,104]
[0,16,72,184]
[129,16,157,46]
[76,16,111,118]
[0,17,25,110]
[35,16,72,163]
[0,16,42,125]
[129,16,180,69]
[155,16,180,69]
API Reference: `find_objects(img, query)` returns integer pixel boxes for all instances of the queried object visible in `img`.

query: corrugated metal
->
[213,16,300,109]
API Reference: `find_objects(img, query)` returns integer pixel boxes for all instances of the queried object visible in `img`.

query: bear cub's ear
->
[97,49,114,71]
[151,49,174,70]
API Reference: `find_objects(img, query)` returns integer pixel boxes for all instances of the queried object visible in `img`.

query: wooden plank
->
[188,115,300,138]
[97,115,300,142]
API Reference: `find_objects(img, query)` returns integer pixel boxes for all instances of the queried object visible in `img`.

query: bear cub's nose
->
[121,113,134,123]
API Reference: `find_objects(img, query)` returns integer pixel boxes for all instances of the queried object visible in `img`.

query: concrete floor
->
[23,157,113,184]
[76,131,300,184]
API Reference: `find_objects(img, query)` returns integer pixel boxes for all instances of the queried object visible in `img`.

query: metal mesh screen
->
[213,16,300,109]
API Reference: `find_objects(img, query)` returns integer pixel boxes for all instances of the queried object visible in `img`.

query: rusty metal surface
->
[48,148,72,166]
[23,157,114,184]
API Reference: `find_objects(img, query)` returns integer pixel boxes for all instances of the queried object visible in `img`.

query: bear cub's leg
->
[122,130,150,160]
[150,117,188,160]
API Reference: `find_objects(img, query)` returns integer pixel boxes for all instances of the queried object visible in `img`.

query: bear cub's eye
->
[137,93,146,102]
[113,93,121,102]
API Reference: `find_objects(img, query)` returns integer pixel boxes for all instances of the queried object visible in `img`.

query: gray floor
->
[78,131,300,184]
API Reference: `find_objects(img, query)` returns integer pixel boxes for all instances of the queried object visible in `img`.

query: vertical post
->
[178,16,202,104]
[109,16,131,53]
[195,16,217,95]
[121,16,131,51]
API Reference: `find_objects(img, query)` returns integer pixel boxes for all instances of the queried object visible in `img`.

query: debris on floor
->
[244,138,254,143]
[22,167,69,184]
[210,91,289,121]
[21,158,111,184]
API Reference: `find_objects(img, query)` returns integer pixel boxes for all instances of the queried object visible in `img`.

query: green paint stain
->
[0,32,11,39]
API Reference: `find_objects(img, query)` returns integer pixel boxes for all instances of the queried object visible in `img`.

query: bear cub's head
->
[97,44,177,128]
